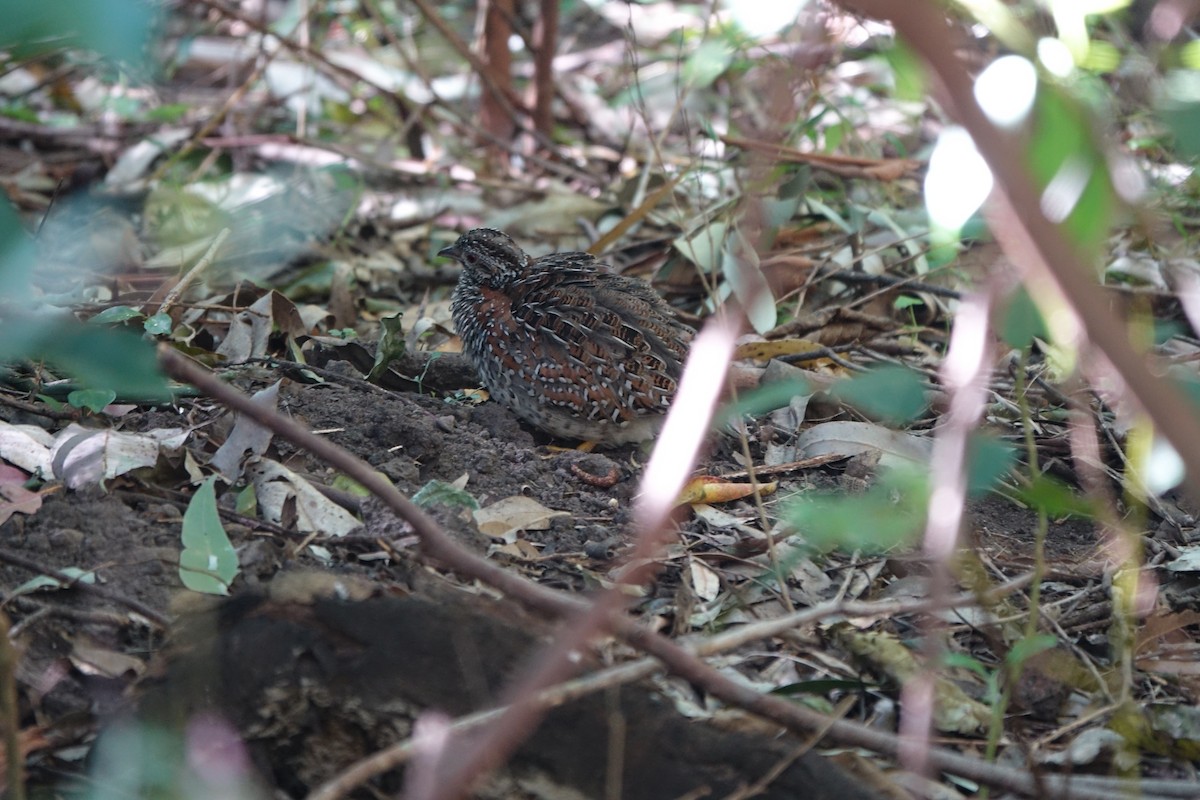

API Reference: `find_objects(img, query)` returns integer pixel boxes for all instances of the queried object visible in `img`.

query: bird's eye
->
[465,252,479,265]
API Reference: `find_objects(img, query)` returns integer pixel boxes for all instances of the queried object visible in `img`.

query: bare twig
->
[156,228,231,315]
[531,0,559,139]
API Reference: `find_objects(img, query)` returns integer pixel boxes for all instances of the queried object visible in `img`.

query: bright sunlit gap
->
[925,126,993,231]
[725,0,809,38]
[974,55,1038,127]
[1037,36,1076,78]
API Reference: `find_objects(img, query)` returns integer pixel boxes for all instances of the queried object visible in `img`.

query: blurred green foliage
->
[0,0,158,64]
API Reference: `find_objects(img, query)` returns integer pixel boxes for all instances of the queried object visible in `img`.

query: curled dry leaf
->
[49,424,189,489]
[677,476,777,506]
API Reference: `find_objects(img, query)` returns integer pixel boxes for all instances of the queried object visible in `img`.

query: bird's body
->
[440,228,694,444]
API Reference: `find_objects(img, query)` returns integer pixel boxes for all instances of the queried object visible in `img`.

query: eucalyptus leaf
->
[179,477,239,595]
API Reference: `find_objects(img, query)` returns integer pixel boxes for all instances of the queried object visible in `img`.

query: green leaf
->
[367,313,406,383]
[882,41,926,102]
[68,388,117,413]
[999,285,1050,348]
[718,377,814,423]
[11,567,96,597]
[683,40,734,89]
[412,479,479,510]
[1181,41,1200,70]
[0,202,35,302]
[1159,70,1200,158]
[0,318,170,401]
[143,313,173,336]
[1006,633,1058,668]
[1014,473,1096,518]
[942,651,990,679]
[142,103,190,123]
[1027,87,1114,264]
[235,483,257,517]
[0,0,158,64]
[0,103,40,123]
[784,466,929,553]
[967,432,1017,496]
[830,365,927,426]
[89,306,144,325]
[179,477,239,595]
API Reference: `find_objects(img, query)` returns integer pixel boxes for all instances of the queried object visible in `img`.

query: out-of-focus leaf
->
[1015,473,1096,518]
[721,227,776,334]
[882,41,926,101]
[67,389,117,414]
[1159,70,1200,157]
[0,317,170,401]
[675,221,728,274]
[142,103,189,123]
[785,466,929,553]
[0,0,157,63]
[1026,87,1114,265]
[968,432,1017,496]
[1007,633,1059,667]
[1000,285,1050,348]
[89,306,144,325]
[830,365,928,426]
[0,202,35,301]
[683,40,734,89]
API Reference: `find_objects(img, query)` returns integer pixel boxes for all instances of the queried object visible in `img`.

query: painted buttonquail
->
[439,228,695,445]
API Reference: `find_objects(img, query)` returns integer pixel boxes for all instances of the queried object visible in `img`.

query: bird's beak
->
[438,243,460,260]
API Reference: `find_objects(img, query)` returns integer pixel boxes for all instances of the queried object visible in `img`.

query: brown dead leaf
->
[1136,609,1200,656]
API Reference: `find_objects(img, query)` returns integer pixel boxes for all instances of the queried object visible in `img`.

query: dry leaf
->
[474,495,569,544]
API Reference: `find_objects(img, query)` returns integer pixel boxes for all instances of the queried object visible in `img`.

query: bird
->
[439,228,694,445]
